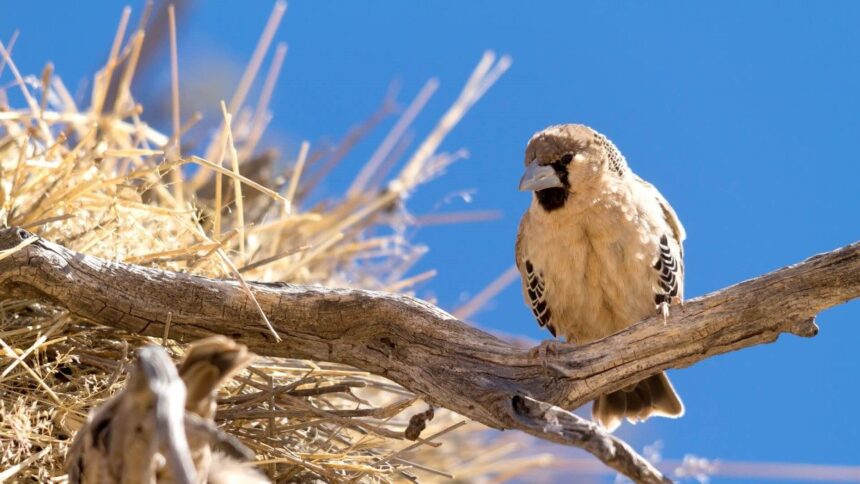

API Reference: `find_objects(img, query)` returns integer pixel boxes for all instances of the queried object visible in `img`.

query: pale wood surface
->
[3,228,856,483]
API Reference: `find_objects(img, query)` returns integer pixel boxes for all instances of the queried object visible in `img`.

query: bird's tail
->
[592,372,684,432]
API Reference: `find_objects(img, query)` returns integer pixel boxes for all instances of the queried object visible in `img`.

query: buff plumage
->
[516,124,685,431]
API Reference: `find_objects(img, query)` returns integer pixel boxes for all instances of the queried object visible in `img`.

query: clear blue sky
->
[3,2,859,482]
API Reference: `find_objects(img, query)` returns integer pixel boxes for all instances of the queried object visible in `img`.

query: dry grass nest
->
[0,3,555,483]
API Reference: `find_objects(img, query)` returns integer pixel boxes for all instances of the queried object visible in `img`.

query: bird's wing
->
[654,233,683,303]
[515,217,557,337]
[634,175,686,243]
[634,175,685,302]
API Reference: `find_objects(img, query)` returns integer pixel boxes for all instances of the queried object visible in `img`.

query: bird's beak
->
[518,162,563,192]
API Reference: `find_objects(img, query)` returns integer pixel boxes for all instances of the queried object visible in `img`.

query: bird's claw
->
[528,339,562,368]
[657,301,670,324]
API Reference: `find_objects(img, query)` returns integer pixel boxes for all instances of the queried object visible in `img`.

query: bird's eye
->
[560,154,573,165]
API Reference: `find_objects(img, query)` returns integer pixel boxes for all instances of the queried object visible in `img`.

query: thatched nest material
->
[0,3,553,482]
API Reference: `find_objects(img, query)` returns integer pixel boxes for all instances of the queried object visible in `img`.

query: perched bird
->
[515,124,686,431]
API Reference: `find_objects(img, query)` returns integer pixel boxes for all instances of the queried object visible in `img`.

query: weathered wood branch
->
[1,227,858,483]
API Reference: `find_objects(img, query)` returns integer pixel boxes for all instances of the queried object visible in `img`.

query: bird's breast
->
[521,199,658,343]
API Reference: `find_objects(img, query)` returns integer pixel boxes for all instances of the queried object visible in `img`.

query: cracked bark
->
[1,227,857,484]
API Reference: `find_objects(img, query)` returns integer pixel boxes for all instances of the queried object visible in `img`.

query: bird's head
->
[519,124,627,212]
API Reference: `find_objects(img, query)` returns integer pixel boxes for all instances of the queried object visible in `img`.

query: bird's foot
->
[528,339,563,368]
[656,301,670,324]
[656,296,682,324]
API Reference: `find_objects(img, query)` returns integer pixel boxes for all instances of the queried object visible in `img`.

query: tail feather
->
[592,372,683,432]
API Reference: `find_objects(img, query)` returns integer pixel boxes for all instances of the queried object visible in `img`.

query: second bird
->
[515,124,685,431]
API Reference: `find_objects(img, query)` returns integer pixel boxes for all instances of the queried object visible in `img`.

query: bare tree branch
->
[1,227,857,483]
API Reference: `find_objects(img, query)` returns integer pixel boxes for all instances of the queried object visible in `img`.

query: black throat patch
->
[535,161,570,212]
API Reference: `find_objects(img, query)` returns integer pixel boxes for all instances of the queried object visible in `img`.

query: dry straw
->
[0,2,554,482]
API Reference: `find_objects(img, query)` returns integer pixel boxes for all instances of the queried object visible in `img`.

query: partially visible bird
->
[515,124,686,431]
[66,336,267,484]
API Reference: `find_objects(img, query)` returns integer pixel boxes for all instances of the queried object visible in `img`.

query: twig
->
[511,396,670,484]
